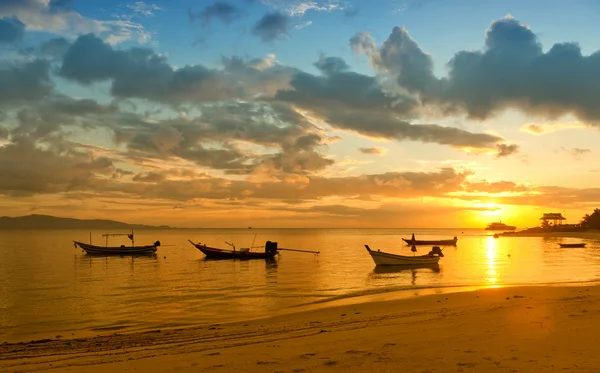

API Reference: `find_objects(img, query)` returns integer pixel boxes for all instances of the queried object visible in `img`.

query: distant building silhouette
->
[540,212,566,227]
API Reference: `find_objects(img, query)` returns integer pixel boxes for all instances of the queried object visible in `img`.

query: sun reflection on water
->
[485,236,498,285]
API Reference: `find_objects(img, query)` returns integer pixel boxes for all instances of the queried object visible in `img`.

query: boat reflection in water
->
[372,263,440,274]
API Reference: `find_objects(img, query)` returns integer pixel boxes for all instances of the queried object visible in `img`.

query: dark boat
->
[365,245,444,266]
[74,232,160,255]
[73,241,159,255]
[402,234,458,246]
[558,243,586,248]
[189,239,279,260]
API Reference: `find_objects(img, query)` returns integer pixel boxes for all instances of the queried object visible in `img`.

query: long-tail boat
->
[365,245,444,266]
[402,233,458,246]
[74,232,160,255]
[188,239,319,260]
[558,243,586,248]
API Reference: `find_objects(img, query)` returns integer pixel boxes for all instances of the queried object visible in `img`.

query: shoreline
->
[4,280,598,346]
[3,284,600,372]
[499,230,600,239]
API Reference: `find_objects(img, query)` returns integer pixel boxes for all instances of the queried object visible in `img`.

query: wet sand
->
[2,285,600,372]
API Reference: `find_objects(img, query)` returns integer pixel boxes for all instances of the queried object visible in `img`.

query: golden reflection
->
[485,236,498,284]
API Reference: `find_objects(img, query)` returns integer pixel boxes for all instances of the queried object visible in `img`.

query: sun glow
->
[478,203,503,217]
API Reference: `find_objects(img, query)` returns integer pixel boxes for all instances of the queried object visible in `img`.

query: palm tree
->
[580,209,600,229]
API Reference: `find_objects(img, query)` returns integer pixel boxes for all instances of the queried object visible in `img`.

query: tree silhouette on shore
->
[580,209,600,229]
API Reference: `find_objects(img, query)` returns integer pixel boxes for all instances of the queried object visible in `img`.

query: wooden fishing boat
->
[188,239,320,260]
[74,241,158,255]
[74,232,160,255]
[189,239,280,260]
[558,243,586,248]
[402,234,458,246]
[365,245,444,266]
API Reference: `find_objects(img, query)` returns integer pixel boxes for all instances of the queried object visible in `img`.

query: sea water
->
[0,228,598,342]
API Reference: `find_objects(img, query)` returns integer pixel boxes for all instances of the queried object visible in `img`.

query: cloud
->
[0,136,115,196]
[252,12,290,42]
[0,0,151,44]
[0,16,24,43]
[0,59,53,104]
[496,143,519,158]
[561,147,590,160]
[359,147,386,155]
[109,102,333,175]
[127,1,162,17]
[275,56,517,156]
[349,32,381,67]
[189,1,242,27]
[58,34,297,104]
[520,121,588,135]
[38,36,71,58]
[351,16,600,123]
[260,0,345,16]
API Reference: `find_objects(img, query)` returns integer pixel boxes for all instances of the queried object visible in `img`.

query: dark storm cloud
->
[252,12,290,42]
[351,16,600,123]
[0,16,24,43]
[189,1,243,26]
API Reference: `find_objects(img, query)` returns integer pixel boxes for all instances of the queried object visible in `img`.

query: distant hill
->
[0,214,173,230]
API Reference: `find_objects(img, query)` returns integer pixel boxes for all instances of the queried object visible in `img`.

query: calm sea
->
[1,228,599,343]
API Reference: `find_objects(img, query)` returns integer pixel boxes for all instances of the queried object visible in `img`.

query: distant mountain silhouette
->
[0,214,173,230]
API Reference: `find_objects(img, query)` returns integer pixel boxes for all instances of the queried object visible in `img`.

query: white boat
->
[485,221,516,231]
[364,244,443,266]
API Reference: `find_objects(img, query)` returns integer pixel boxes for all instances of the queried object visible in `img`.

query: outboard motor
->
[428,246,444,257]
[154,240,161,247]
[265,241,278,255]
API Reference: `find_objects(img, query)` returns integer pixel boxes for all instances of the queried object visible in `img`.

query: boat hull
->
[365,245,441,266]
[190,240,278,260]
[402,238,457,246]
[558,243,586,248]
[74,241,157,255]
[485,226,516,231]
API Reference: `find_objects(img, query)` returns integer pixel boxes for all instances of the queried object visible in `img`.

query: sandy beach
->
[2,285,600,373]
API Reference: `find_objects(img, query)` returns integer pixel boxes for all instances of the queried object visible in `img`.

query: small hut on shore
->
[540,212,566,227]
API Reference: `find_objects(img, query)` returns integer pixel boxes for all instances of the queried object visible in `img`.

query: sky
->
[0,0,599,228]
